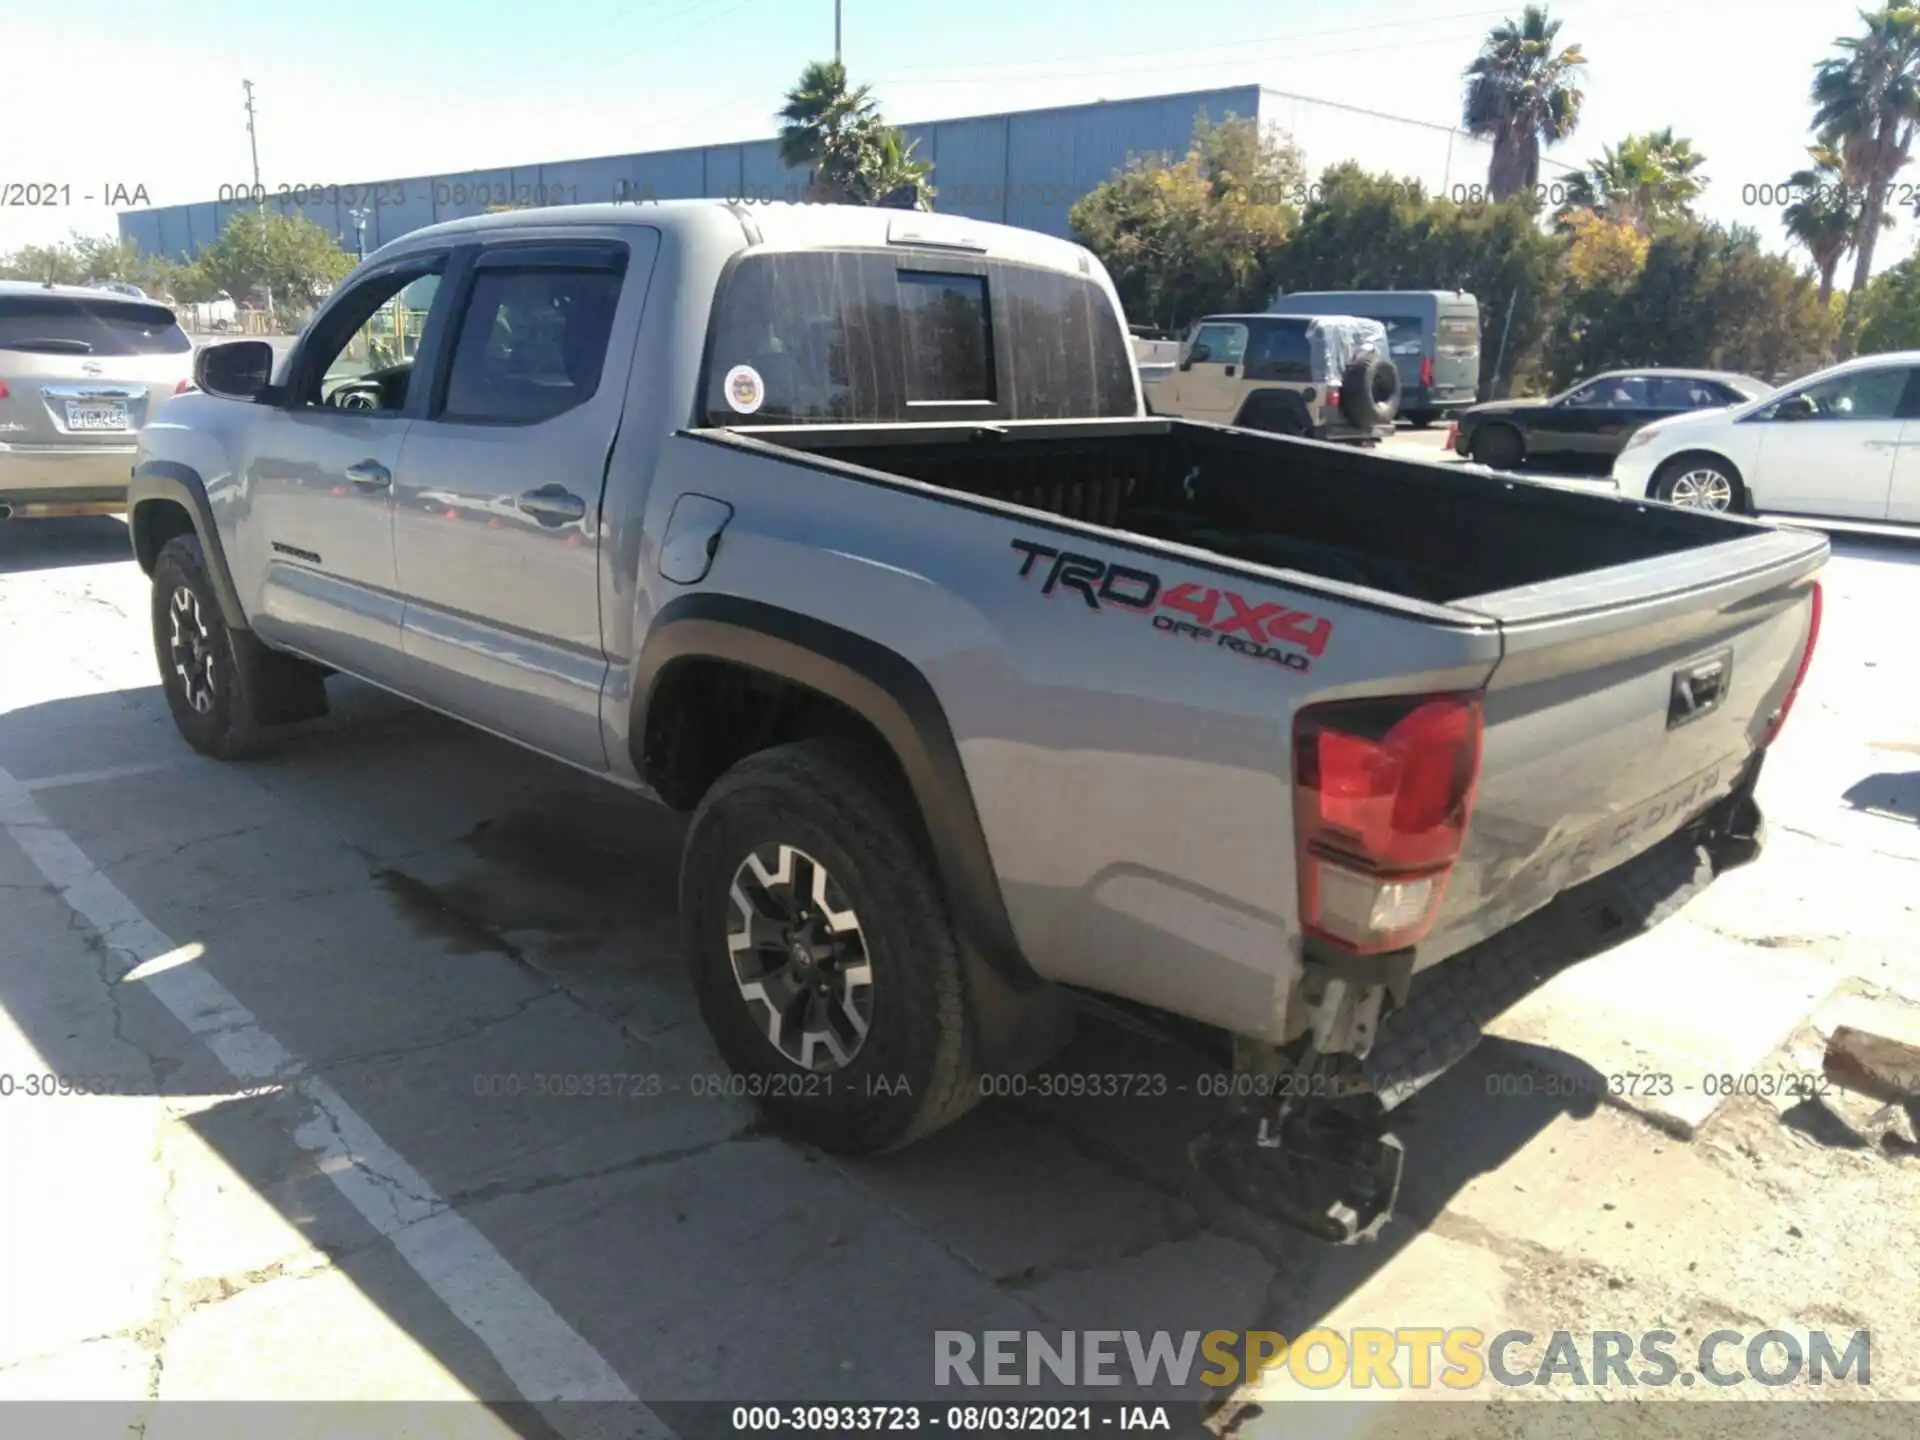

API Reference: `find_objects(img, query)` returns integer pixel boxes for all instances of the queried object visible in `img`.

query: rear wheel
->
[1469,424,1524,470]
[1652,456,1742,513]
[679,739,980,1154]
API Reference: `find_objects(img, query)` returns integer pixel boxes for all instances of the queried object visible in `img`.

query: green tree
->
[1811,4,1920,355]
[185,209,354,313]
[777,59,933,209]
[1068,115,1304,332]
[1545,218,1831,386]
[1855,250,1920,350]
[1559,128,1708,232]
[1463,5,1587,201]
[0,231,179,293]
[1783,142,1882,306]
[1266,163,1563,396]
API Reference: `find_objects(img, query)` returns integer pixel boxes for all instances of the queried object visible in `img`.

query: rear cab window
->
[702,249,1134,425]
[0,294,190,356]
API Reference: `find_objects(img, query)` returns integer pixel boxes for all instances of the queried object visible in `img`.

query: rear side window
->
[1245,320,1312,381]
[0,295,190,356]
[1437,315,1479,352]
[439,267,623,425]
[702,249,1134,424]
[1375,317,1424,356]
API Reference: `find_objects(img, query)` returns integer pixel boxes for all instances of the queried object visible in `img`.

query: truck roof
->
[371,199,1100,273]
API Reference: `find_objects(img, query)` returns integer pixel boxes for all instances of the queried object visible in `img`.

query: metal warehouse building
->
[121,84,1558,261]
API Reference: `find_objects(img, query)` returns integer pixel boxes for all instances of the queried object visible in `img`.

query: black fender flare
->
[633,595,1070,1073]
[632,593,1051,993]
[128,460,250,631]
[1232,388,1313,435]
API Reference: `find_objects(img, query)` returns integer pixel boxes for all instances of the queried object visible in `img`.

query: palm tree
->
[777,60,934,209]
[1463,6,1588,201]
[1783,142,1882,306]
[777,59,875,180]
[1811,5,1920,355]
[1559,128,1708,231]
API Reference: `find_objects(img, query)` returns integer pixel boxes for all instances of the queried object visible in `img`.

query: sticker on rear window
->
[723,364,764,414]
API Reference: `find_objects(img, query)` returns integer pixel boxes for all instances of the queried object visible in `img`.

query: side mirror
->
[194,340,275,402]
[1773,393,1817,421]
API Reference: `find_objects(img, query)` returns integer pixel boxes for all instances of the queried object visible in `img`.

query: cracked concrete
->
[0,517,1916,1424]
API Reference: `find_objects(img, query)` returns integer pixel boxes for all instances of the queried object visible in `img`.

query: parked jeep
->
[1139,312,1401,443]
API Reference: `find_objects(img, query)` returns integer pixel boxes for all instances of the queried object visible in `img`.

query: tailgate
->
[1422,524,1827,964]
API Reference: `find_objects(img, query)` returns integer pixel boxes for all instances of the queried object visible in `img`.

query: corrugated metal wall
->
[119,84,1539,260]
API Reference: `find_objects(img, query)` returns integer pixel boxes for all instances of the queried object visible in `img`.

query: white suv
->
[1613,349,1920,526]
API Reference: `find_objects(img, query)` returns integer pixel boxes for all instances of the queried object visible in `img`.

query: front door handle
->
[517,484,587,527]
[344,459,391,489]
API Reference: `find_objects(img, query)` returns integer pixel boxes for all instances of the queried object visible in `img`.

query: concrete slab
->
[1481,917,1840,1136]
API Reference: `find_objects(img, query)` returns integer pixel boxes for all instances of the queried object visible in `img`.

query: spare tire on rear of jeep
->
[1340,353,1401,430]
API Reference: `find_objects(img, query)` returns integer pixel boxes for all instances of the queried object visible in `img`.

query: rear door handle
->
[517,484,587,526]
[345,460,391,489]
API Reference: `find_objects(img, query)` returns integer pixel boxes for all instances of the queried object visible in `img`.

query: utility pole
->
[242,79,275,326]
[834,0,841,63]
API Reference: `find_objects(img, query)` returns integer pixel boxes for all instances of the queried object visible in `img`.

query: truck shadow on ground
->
[0,515,133,574]
[1842,770,1920,825]
[0,680,1702,1424]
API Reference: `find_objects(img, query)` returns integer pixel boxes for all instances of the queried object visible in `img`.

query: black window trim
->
[279,250,454,417]
[424,237,632,428]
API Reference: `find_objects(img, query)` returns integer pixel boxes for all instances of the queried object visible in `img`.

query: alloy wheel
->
[1667,468,1734,511]
[725,844,874,1072]
[167,585,217,714]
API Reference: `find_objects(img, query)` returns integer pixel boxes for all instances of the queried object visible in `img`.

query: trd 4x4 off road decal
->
[1009,538,1332,673]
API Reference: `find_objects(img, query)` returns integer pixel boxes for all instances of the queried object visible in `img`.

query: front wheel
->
[679,739,980,1154]
[1652,457,1742,512]
[1469,424,1524,470]
[150,534,328,759]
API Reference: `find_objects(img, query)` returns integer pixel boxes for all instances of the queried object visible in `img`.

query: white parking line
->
[21,761,180,793]
[0,765,666,1433]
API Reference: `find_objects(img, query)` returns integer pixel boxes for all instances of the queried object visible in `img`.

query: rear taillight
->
[174,378,194,395]
[1759,581,1822,749]
[1294,694,1484,955]
[1326,386,1342,410]
[1419,355,1434,388]
[0,379,9,399]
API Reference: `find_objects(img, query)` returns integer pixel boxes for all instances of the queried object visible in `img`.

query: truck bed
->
[757,416,1744,607]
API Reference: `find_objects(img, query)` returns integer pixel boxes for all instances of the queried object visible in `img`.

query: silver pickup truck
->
[129,201,1826,1241]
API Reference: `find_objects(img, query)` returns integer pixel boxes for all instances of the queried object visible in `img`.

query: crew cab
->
[128,201,1826,1240]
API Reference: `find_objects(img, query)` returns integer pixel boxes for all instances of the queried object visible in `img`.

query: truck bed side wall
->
[627,433,1501,1040]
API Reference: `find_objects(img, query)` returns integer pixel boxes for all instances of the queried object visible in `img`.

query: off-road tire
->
[679,739,979,1154]
[1469,423,1524,471]
[150,534,328,759]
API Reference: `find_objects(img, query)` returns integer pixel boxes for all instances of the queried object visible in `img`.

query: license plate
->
[65,401,129,432]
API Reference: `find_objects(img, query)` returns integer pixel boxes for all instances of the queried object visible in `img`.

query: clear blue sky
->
[0,0,1904,271]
